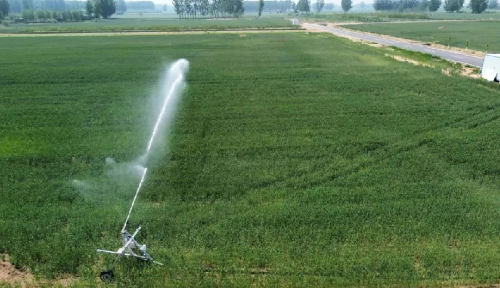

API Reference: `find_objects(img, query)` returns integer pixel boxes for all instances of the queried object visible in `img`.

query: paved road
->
[305,23,484,67]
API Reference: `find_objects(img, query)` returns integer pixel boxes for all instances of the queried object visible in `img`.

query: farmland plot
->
[1,33,500,286]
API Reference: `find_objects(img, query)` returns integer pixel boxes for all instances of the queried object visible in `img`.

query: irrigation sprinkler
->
[96,168,163,282]
[95,59,189,282]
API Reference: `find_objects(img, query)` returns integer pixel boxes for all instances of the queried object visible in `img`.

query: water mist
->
[72,59,190,200]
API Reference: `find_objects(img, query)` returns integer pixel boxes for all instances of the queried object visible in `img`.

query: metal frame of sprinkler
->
[96,167,163,282]
[95,59,188,283]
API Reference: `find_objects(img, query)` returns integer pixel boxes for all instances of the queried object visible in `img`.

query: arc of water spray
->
[145,73,184,157]
[122,59,189,231]
[122,167,148,232]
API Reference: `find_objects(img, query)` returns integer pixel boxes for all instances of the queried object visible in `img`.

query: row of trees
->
[341,0,352,11]
[172,0,244,18]
[470,0,489,12]
[1,0,123,19]
[245,0,334,14]
[7,0,71,13]
[295,0,309,12]
[245,0,291,13]
[374,0,435,11]
[21,9,85,21]
[293,0,343,13]
[293,0,368,13]
[373,0,490,12]
[85,0,116,19]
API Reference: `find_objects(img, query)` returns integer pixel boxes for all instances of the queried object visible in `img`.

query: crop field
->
[0,17,295,33]
[300,11,500,23]
[344,20,500,52]
[430,11,500,20]
[2,32,500,287]
[301,12,432,22]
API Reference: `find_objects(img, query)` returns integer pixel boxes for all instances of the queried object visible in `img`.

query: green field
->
[344,20,500,52]
[0,17,295,33]
[301,12,432,22]
[430,11,500,20]
[300,11,500,23]
[2,32,500,287]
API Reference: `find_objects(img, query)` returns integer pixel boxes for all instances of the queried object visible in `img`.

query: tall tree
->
[172,0,181,17]
[315,0,324,12]
[444,0,463,11]
[36,9,45,19]
[93,0,101,19]
[21,9,34,21]
[100,0,115,18]
[297,0,309,12]
[85,0,93,17]
[429,0,441,11]
[341,0,352,11]
[373,0,394,10]
[0,0,9,16]
[258,0,264,16]
[470,0,488,12]
[489,0,498,8]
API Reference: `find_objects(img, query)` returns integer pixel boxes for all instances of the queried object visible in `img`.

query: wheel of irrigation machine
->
[100,270,115,283]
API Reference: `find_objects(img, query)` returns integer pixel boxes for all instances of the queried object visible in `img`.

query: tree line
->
[85,0,116,19]
[245,0,291,13]
[7,0,77,13]
[20,9,84,21]
[172,0,244,18]
[374,0,491,13]
[0,0,124,20]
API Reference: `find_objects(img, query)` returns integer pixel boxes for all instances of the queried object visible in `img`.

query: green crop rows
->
[344,20,500,52]
[301,12,431,22]
[2,32,500,286]
[0,17,296,33]
[300,11,500,23]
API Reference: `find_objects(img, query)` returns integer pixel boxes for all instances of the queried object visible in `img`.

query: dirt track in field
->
[0,29,304,37]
